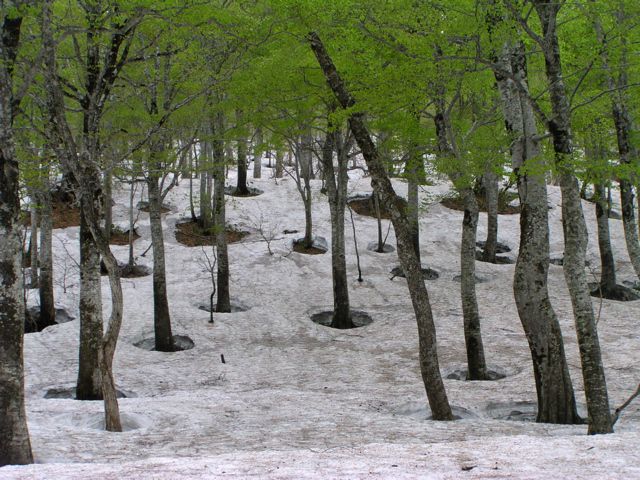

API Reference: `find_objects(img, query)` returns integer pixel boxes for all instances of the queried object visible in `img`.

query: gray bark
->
[495,40,579,423]
[148,155,174,352]
[481,170,499,262]
[253,127,263,179]
[533,0,612,433]
[29,199,38,287]
[0,5,34,464]
[309,32,453,420]
[275,148,284,179]
[212,111,231,313]
[235,109,249,195]
[38,178,55,328]
[594,183,616,288]
[320,116,352,329]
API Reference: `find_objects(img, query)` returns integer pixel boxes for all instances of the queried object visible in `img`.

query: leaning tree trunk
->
[0,8,34,462]
[212,111,231,313]
[495,40,580,424]
[76,209,104,400]
[481,170,499,262]
[534,0,612,433]
[309,31,453,420]
[38,181,56,328]
[320,123,353,329]
[147,161,174,352]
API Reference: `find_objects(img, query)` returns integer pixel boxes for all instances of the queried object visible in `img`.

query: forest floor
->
[3,162,639,479]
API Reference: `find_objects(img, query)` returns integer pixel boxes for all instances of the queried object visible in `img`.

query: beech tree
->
[0,0,35,465]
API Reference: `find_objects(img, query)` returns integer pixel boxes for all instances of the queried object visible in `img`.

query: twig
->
[612,383,640,426]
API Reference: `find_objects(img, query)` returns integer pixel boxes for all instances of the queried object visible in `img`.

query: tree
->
[308,31,453,420]
[0,0,34,465]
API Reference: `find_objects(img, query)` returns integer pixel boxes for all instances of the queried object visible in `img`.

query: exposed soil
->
[23,199,81,229]
[390,266,439,280]
[100,262,151,278]
[137,201,171,213]
[292,237,328,255]
[310,309,373,329]
[25,306,75,334]
[133,334,195,352]
[445,368,507,381]
[475,240,512,253]
[589,283,640,302]
[348,195,391,219]
[175,219,249,247]
[109,226,140,245]
[367,242,395,253]
[44,387,132,400]
[475,250,516,265]
[198,301,250,313]
[441,191,520,215]
[224,186,264,197]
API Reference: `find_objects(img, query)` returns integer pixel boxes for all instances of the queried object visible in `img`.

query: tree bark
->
[481,170,499,262]
[76,209,104,400]
[28,198,38,287]
[253,127,262,179]
[212,111,231,313]
[275,148,284,179]
[147,152,174,352]
[320,118,353,329]
[0,6,34,464]
[235,109,249,195]
[495,39,580,424]
[309,32,453,420]
[533,0,612,433]
[594,183,616,289]
[38,176,56,328]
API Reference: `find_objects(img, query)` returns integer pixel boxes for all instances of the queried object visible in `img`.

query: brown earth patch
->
[175,219,249,247]
[441,191,520,215]
[348,196,391,219]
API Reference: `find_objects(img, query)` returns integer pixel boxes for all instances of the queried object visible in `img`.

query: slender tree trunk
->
[309,32,453,420]
[320,120,353,329]
[29,199,38,287]
[481,170,499,262]
[298,135,314,248]
[495,40,580,424]
[534,1,612,433]
[147,157,174,352]
[38,180,56,328]
[253,127,262,179]
[103,168,113,242]
[235,109,249,195]
[127,180,135,267]
[0,9,34,463]
[459,188,488,380]
[594,183,617,289]
[374,192,385,252]
[275,148,284,179]
[76,209,103,400]
[407,177,420,263]
[212,111,231,313]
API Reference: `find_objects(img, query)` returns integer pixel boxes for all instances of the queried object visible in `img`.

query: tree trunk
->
[594,183,616,289]
[147,163,174,352]
[407,177,420,263]
[76,209,104,400]
[534,1,612,433]
[460,188,488,380]
[300,134,314,247]
[0,9,34,463]
[253,127,262,179]
[495,40,580,424]
[481,170,499,262]
[320,121,353,329]
[275,148,284,179]
[38,181,56,328]
[29,199,38,287]
[374,192,385,252]
[103,168,113,242]
[309,32,453,420]
[212,111,231,313]
[235,109,249,195]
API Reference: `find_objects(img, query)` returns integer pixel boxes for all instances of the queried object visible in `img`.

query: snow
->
[4,163,639,479]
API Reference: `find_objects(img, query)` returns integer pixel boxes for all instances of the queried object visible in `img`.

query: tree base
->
[589,283,640,301]
[310,309,373,330]
[390,266,439,280]
[133,334,195,352]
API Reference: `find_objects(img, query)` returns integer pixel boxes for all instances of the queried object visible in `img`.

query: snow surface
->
[3,163,639,479]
